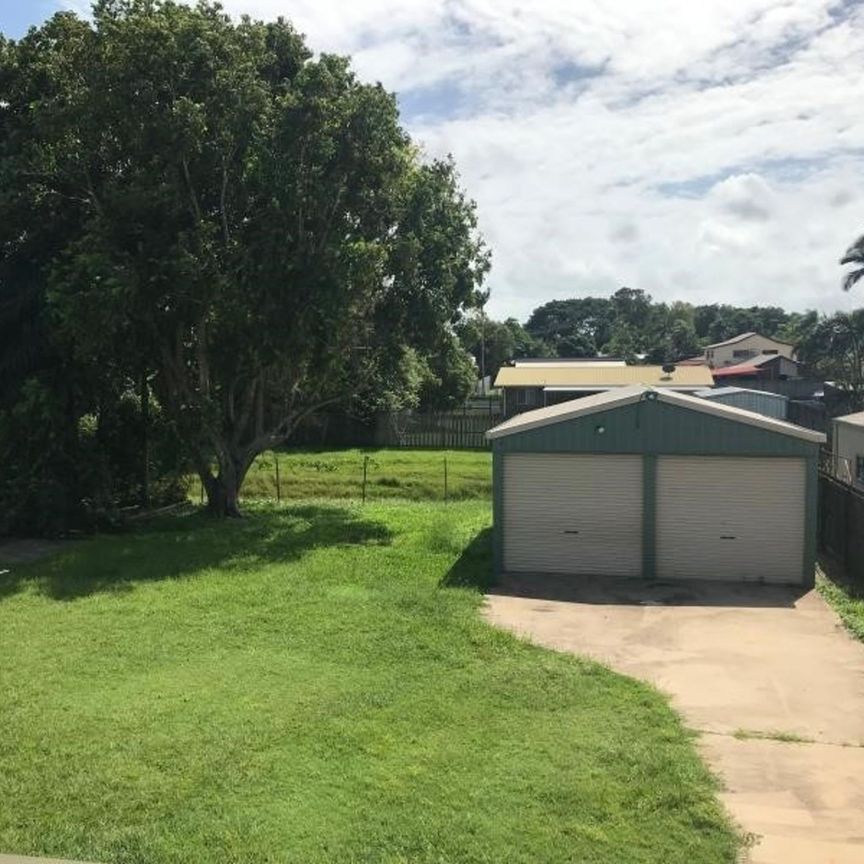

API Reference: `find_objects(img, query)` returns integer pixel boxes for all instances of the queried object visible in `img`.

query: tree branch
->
[232,372,260,449]
[181,158,202,223]
[219,155,231,246]
[196,313,210,398]
[243,394,347,463]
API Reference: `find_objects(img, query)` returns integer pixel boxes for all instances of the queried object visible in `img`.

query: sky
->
[2,1,864,321]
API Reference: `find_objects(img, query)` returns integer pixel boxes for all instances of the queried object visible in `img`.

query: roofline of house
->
[542,385,706,392]
[751,353,800,367]
[833,413,864,427]
[706,331,796,349]
[507,356,624,364]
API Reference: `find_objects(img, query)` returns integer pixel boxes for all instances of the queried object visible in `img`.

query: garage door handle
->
[563,530,580,535]
[720,535,736,540]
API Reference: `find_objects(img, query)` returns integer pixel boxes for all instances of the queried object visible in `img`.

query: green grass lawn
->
[237,448,492,502]
[0,501,738,864]
[818,567,864,642]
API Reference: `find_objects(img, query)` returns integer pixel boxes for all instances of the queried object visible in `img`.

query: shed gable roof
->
[486,385,825,443]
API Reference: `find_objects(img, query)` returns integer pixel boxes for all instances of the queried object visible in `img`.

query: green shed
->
[486,385,825,586]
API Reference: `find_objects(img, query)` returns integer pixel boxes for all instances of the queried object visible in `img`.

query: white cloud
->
[710,173,775,222]
[152,2,864,317]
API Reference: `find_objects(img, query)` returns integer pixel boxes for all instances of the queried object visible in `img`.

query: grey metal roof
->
[486,385,825,443]
[750,353,799,367]
[696,386,788,402]
[834,411,864,427]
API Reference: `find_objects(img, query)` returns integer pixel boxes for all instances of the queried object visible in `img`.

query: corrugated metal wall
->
[493,400,816,457]
[701,391,787,420]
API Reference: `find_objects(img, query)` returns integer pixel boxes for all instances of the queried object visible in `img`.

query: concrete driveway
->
[485,574,864,864]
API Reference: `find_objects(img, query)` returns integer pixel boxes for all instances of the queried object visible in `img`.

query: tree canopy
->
[521,290,791,363]
[1,0,489,518]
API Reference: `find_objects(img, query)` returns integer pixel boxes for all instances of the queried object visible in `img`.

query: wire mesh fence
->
[231,449,493,504]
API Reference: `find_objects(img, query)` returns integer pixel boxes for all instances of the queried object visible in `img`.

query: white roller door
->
[503,454,643,576]
[656,456,805,583]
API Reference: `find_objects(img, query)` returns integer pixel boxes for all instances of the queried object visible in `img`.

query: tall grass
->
[238,448,492,502]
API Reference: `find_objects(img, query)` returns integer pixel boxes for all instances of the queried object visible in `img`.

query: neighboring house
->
[832,411,864,489]
[705,332,796,368]
[510,357,626,368]
[694,386,788,420]
[712,353,802,382]
[486,385,824,585]
[647,333,797,371]
[494,362,715,418]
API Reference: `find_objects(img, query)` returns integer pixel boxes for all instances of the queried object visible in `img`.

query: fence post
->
[444,457,448,504]
[362,455,369,504]
[843,481,851,568]
[274,450,281,502]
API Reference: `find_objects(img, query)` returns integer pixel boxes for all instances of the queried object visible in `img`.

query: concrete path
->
[484,575,864,864]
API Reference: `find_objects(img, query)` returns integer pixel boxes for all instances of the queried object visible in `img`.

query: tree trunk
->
[203,474,242,517]
[199,450,253,518]
[140,370,151,509]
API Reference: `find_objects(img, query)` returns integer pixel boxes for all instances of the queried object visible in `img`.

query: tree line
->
[458,288,864,406]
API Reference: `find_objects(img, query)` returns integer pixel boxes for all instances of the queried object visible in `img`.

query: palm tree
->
[841,233,864,291]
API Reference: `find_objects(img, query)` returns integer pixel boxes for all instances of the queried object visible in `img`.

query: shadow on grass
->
[0,504,392,603]
[441,527,493,592]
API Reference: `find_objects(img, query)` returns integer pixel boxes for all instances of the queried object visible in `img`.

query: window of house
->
[733,349,756,359]
[762,349,778,355]
[856,456,864,484]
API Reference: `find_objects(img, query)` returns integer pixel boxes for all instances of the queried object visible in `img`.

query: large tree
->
[525,297,614,357]
[2,1,489,516]
[645,302,700,363]
[797,310,864,409]
[693,304,789,343]
[456,314,550,382]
